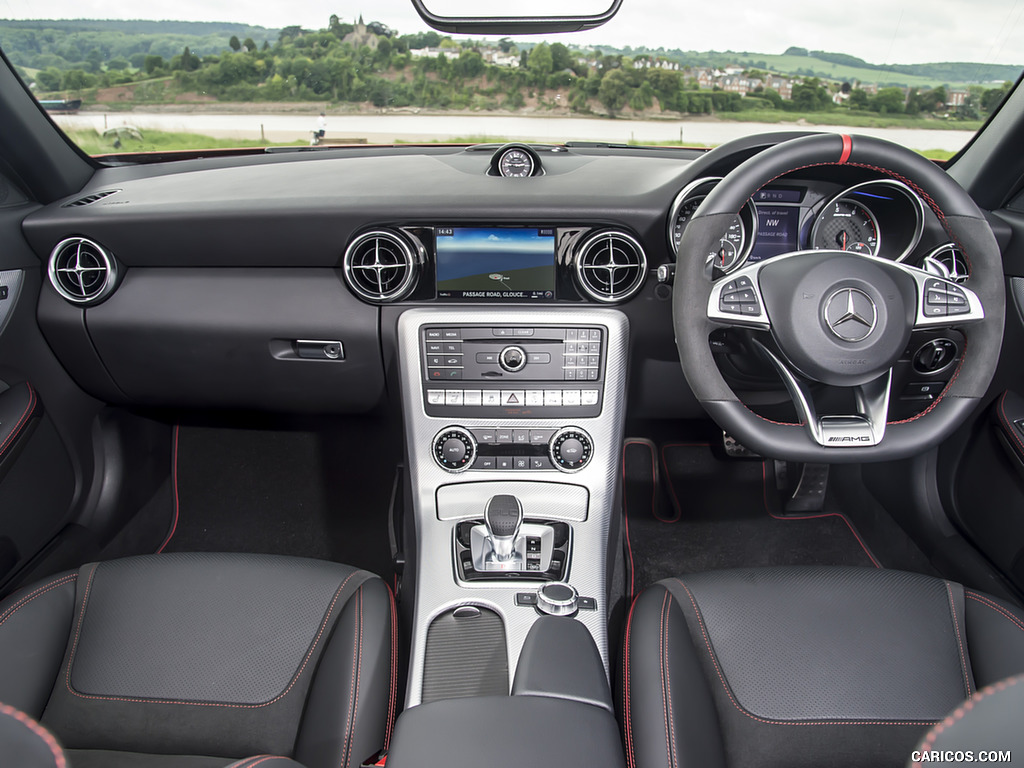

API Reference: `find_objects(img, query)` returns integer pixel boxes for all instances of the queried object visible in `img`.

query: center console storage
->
[385,618,626,768]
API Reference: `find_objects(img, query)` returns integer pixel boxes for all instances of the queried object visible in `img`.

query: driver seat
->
[622,566,1024,768]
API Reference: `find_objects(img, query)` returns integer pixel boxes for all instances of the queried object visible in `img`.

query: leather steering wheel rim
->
[673,133,1005,463]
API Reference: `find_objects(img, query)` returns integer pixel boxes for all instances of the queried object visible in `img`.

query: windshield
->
[1,0,1021,159]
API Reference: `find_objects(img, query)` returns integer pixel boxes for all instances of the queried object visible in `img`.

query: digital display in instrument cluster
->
[435,227,556,300]
[747,205,801,263]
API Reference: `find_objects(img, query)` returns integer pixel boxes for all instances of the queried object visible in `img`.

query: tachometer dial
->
[498,147,535,178]
[811,199,879,256]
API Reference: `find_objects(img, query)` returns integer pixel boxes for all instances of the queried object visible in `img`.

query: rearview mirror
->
[410,0,622,34]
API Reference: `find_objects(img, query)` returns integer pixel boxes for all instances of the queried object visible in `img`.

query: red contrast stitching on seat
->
[910,675,1024,768]
[0,383,37,458]
[945,582,972,697]
[342,586,364,768]
[759,462,883,568]
[965,591,1024,633]
[838,135,853,164]
[622,596,639,768]
[383,583,398,750]
[671,577,936,726]
[0,702,66,768]
[663,592,679,768]
[0,574,77,629]
[156,423,181,554]
[229,757,290,768]
[64,568,361,708]
[658,590,673,768]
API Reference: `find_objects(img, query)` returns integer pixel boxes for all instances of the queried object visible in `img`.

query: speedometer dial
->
[670,191,748,273]
[811,199,879,255]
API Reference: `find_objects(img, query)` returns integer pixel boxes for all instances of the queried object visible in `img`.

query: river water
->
[53,112,975,152]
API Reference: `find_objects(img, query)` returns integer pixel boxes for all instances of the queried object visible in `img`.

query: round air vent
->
[574,230,648,303]
[47,237,118,305]
[343,230,417,302]
[923,243,969,283]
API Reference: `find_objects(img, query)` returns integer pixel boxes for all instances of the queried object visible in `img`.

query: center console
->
[397,307,628,708]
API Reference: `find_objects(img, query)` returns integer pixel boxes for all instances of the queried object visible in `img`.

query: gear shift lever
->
[485,494,523,562]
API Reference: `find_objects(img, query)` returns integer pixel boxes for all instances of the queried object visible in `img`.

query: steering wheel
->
[674,133,1005,462]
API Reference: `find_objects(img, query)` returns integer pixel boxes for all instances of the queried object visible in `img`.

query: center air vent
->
[47,237,119,305]
[343,230,417,302]
[574,230,648,303]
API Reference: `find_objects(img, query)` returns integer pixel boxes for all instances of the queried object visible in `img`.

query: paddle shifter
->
[485,494,523,562]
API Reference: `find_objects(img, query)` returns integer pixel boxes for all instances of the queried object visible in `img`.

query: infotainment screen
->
[747,205,801,263]
[435,227,556,300]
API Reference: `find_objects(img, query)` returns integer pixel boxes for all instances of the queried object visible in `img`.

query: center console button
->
[501,390,525,407]
[472,429,496,443]
[482,391,501,406]
[537,582,579,617]
[464,390,482,406]
[495,428,513,444]
[550,427,594,472]
[499,345,527,373]
[513,429,530,444]
[432,427,475,472]
[525,390,544,406]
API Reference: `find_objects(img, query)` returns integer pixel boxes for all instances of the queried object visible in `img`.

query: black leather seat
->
[0,553,396,768]
[622,566,1024,768]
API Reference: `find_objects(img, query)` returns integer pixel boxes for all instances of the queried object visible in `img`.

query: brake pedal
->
[722,431,760,459]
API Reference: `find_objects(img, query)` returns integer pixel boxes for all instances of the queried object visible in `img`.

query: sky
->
[1,0,1023,66]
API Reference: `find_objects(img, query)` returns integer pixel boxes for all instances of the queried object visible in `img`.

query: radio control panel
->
[421,325,604,418]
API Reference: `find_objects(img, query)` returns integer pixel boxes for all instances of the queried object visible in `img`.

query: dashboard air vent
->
[574,230,648,303]
[47,237,119,305]
[62,189,120,207]
[343,230,417,302]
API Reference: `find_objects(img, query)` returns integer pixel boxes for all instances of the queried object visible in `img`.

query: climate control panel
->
[432,425,593,473]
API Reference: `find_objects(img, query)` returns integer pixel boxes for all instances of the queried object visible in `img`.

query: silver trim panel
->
[399,307,628,708]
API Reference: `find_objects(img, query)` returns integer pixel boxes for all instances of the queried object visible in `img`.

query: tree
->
[848,89,870,109]
[762,88,784,109]
[35,67,63,91]
[872,87,906,114]
[550,42,572,72]
[243,38,256,52]
[229,36,241,52]
[790,78,831,111]
[982,82,1011,112]
[598,69,630,116]
[527,42,553,82]
[144,55,165,75]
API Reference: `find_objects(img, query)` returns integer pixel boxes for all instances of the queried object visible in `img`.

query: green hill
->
[604,45,1020,88]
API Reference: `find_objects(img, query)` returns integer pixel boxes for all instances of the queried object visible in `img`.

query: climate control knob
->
[550,427,593,472]
[433,427,476,472]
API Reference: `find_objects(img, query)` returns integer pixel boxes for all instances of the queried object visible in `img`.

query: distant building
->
[342,16,379,50]
[410,47,444,59]
[946,88,969,109]
[484,50,520,67]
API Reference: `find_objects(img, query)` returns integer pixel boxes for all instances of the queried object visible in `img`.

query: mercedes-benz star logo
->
[824,288,877,342]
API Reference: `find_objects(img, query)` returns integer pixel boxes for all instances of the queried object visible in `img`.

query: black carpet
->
[162,422,397,582]
[623,442,879,598]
